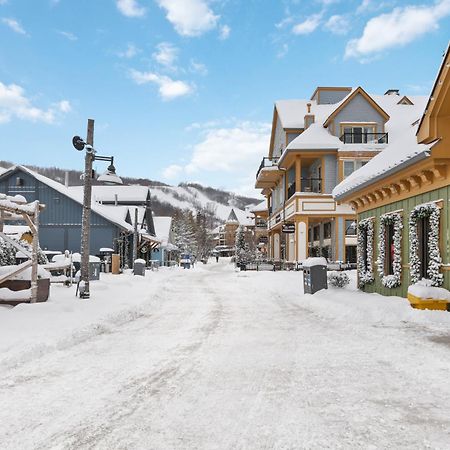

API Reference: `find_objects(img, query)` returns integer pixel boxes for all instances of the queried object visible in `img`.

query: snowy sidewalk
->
[1,261,450,449]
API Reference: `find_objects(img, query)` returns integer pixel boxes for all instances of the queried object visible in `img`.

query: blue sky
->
[0,0,449,197]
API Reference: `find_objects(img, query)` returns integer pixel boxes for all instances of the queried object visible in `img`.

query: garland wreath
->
[357,218,374,288]
[376,212,403,288]
[409,203,443,286]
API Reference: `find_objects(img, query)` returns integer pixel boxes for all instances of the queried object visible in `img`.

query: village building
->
[250,200,269,256]
[213,208,254,256]
[0,166,158,267]
[151,216,178,266]
[255,85,427,263]
[332,44,450,308]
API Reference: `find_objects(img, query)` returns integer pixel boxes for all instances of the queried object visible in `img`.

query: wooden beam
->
[22,213,37,235]
[0,261,32,286]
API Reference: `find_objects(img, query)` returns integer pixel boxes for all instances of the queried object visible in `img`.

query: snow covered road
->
[1,261,450,449]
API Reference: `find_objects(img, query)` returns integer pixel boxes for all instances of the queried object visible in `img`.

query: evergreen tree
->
[235,226,251,265]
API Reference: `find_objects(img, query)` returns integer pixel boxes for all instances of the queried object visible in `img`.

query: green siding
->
[359,187,450,298]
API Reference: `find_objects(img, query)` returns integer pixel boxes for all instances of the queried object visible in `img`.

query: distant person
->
[216,255,219,263]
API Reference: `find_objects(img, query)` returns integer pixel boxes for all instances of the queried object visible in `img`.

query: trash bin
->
[133,259,146,276]
[89,262,101,281]
[302,257,328,294]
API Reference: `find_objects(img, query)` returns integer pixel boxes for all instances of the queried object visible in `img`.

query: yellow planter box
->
[407,293,450,311]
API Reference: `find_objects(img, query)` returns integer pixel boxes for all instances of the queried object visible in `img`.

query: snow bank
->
[0,265,50,280]
[0,270,176,370]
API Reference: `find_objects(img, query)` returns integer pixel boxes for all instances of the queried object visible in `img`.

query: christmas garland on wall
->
[409,203,443,286]
[357,218,374,288]
[376,212,403,288]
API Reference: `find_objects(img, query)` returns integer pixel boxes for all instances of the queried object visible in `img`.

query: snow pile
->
[302,257,327,267]
[408,279,450,300]
[0,265,50,280]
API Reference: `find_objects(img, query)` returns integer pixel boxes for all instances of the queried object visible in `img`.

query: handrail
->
[340,132,388,144]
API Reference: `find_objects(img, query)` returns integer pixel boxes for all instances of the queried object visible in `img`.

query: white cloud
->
[325,14,350,35]
[184,121,271,175]
[156,0,219,36]
[162,121,270,196]
[118,43,140,58]
[129,69,194,100]
[153,42,178,68]
[277,43,289,58]
[2,17,27,35]
[0,81,70,124]
[219,24,230,40]
[189,59,208,76]
[346,0,450,59]
[116,0,146,18]
[162,164,183,179]
[57,100,71,113]
[0,0,8,5]
[292,13,322,35]
[57,30,77,41]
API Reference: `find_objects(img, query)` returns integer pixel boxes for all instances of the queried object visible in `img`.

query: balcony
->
[301,178,322,193]
[255,157,283,189]
[340,132,388,144]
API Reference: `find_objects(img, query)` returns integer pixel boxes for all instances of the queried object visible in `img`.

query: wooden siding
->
[359,186,450,298]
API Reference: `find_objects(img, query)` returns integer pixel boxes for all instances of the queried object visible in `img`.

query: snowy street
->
[1,260,450,449]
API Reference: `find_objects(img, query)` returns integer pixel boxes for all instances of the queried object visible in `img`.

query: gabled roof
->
[68,185,151,204]
[323,86,390,127]
[153,216,173,247]
[397,96,414,105]
[226,208,239,223]
[417,41,450,142]
[0,165,135,232]
[250,200,267,214]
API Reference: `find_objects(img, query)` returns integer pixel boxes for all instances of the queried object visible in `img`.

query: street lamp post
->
[72,119,123,299]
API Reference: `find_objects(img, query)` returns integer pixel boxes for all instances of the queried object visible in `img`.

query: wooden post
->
[80,119,95,298]
[112,254,120,274]
[295,156,302,193]
[132,208,138,267]
[30,202,39,303]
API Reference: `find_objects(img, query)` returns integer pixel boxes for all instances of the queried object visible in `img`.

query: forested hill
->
[0,161,261,223]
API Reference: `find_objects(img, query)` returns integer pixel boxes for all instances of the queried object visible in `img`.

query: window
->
[16,177,24,187]
[346,245,357,263]
[342,125,376,143]
[313,226,320,241]
[286,165,296,199]
[417,216,431,280]
[342,160,370,179]
[324,222,332,239]
[385,221,395,275]
[345,220,357,236]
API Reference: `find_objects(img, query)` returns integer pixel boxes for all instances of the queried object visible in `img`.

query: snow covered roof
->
[250,200,267,214]
[68,185,150,203]
[226,208,239,223]
[0,166,135,232]
[153,216,172,247]
[332,122,434,200]
[286,123,341,151]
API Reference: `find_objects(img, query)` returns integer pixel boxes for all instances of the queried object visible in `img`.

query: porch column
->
[336,217,345,261]
[273,232,280,260]
[295,156,302,192]
[330,218,336,261]
[296,219,308,261]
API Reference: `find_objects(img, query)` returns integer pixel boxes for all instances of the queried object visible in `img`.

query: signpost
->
[281,223,295,234]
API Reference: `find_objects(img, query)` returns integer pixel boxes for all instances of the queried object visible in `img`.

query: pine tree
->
[235,226,251,265]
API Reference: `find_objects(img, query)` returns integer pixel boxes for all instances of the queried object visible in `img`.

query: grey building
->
[0,166,158,265]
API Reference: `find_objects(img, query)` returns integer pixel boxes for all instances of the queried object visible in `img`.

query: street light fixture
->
[72,120,122,299]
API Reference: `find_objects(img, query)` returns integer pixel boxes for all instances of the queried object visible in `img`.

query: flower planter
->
[0,278,50,306]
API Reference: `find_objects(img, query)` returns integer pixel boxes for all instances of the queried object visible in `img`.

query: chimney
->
[64,171,69,188]
[384,89,400,96]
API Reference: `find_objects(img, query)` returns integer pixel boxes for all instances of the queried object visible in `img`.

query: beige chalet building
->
[255,86,427,263]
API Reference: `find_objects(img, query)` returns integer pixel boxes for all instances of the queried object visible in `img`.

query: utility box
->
[89,262,101,281]
[133,259,146,276]
[111,254,120,275]
[302,257,328,294]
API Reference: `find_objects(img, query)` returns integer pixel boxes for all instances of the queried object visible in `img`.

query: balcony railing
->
[301,178,322,193]
[340,132,388,144]
[256,157,279,179]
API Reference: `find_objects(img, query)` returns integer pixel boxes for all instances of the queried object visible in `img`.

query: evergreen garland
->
[376,212,403,288]
[409,203,443,286]
[357,218,374,288]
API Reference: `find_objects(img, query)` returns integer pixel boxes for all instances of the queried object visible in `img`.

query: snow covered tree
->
[235,226,251,266]
[172,210,197,255]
